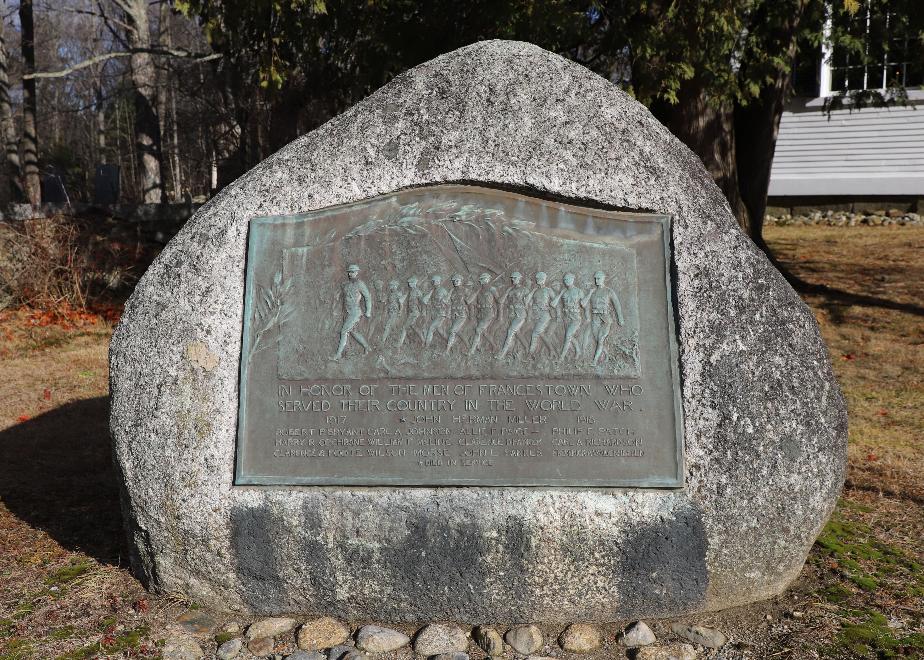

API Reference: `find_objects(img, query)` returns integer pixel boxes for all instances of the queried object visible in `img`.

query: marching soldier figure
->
[467,272,499,356]
[581,270,624,365]
[527,271,555,356]
[552,272,585,361]
[495,271,530,359]
[423,274,450,347]
[445,274,469,354]
[331,264,372,361]
[381,279,405,345]
[397,275,424,347]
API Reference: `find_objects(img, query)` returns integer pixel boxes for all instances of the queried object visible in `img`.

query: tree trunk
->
[734,5,805,250]
[96,80,106,164]
[170,83,181,199]
[19,0,40,207]
[656,82,749,227]
[121,0,163,204]
[0,20,22,204]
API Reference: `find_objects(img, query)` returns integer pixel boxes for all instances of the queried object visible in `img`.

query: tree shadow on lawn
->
[763,249,924,319]
[0,396,126,566]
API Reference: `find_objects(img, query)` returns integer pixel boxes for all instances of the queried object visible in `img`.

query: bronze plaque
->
[236,185,683,487]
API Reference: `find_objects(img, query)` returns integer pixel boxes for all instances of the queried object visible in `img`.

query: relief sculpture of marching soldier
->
[495,271,531,359]
[468,272,499,356]
[331,264,373,361]
[380,279,405,345]
[445,274,470,354]
[423,274,451,347]
[582,270,624,364]
[396,275,424,347]
[552,272,584,361]
[527,271,556,357]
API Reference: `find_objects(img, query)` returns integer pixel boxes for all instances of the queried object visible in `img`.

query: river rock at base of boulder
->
[631,644,697,660]
[247,636,275,657]
[248,618,299,640]
[558,623,601,653]
[621,621,657,647]
[505,625,543,655]
[669,623,727,648]
[342,651,370,660]
[327,644,354,660]
[413,623,469,656]
[297,617,350,650]
[286,652,326,660]
[216,637,243,660]
[355,625,410,653]
[173,610,219,635]
[473,626,504,655]
[431,654,469,660]
[162,634,204,660]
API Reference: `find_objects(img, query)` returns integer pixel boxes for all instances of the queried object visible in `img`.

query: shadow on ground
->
[0,396,125,566]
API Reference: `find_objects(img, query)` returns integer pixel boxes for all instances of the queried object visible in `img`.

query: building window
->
[821,1,922,96]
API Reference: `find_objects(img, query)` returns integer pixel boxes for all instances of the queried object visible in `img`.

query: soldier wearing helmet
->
[331,264,372,360]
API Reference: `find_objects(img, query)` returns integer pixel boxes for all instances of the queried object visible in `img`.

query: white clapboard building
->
[769,4,923,199]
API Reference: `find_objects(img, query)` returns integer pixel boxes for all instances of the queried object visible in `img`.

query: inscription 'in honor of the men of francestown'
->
[235,185,684,487]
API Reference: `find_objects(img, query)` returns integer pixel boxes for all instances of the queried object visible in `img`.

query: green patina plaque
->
[236,185,683,487]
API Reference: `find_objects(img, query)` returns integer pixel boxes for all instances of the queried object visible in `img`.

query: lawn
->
[0,224,921,659]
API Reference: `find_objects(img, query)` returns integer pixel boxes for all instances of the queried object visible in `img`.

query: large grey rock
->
[413,623,469,656]
[216,638,243,660]
[247,617,298,640]
[669,623,727,648]
[558,623,601,653]
[111,39,846,622]
[620,621,657,647]
[297,617,350,650]
[355,625,410,653]
[632,644,697,660]
[505,625,543,655]
[162,634,204,660]
[473,626,504,655]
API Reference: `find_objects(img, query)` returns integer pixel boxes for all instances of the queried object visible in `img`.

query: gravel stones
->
[297,617,350,650]
[621,621,657,647]
[162,634,204,660]
[216,638,243,660]
[247,617,299,640]
[631,644,697,660]
[430,654,469,660]
[355,625,410,653]
[473,626,504,655]
[669,623,727,648]
[764,209,923,227]
[505,625,543,655]
[413,623,469,656]
[111,39,847,621]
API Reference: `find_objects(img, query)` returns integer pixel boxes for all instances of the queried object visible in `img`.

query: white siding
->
[768,98,924,196]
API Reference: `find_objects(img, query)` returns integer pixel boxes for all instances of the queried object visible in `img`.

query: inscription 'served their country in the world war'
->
[236,185,683,487]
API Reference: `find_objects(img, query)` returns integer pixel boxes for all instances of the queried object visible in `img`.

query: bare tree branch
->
[23,48,221,80]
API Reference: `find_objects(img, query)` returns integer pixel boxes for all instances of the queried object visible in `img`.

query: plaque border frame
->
[234,185,685,489]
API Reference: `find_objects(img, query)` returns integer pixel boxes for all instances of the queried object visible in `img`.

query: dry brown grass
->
[0,224,920,659]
